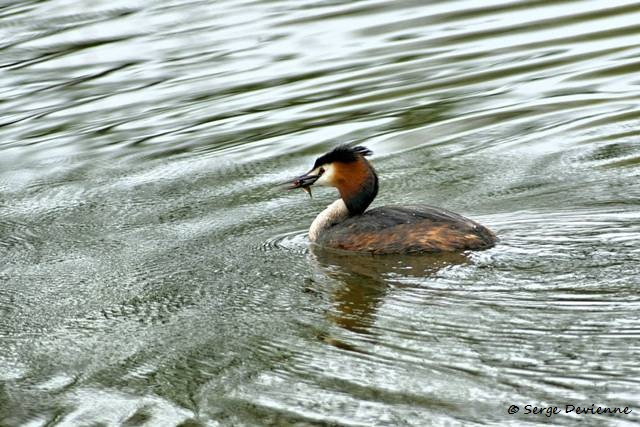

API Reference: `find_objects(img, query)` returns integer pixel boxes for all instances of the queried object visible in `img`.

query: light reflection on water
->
[2,0,640,425]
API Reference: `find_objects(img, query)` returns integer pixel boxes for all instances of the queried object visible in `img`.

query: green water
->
[2,0,640,425]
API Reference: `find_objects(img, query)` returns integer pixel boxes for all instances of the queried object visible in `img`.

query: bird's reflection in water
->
[309,246,470,351]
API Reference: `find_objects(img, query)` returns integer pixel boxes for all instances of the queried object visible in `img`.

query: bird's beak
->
[287,171,320,198]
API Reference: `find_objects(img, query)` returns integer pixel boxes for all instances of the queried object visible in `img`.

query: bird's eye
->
[318,167,325,175]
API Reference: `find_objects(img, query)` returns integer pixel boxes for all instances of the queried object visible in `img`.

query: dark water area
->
[2,0,640,425]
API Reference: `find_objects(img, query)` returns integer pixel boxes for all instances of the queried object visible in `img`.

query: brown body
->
[316,205,496,254]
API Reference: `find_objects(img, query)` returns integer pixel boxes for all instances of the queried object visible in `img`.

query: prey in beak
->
[287,171,321,198]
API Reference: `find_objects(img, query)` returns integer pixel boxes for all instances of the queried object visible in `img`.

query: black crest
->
[312,145,373,169]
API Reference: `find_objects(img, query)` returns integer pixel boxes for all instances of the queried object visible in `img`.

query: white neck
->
[309,199,349,242]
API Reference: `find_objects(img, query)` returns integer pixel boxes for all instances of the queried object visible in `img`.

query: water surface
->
[2,0,640,425]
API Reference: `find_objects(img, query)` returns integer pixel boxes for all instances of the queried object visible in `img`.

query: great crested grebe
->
[288,145,496,254]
